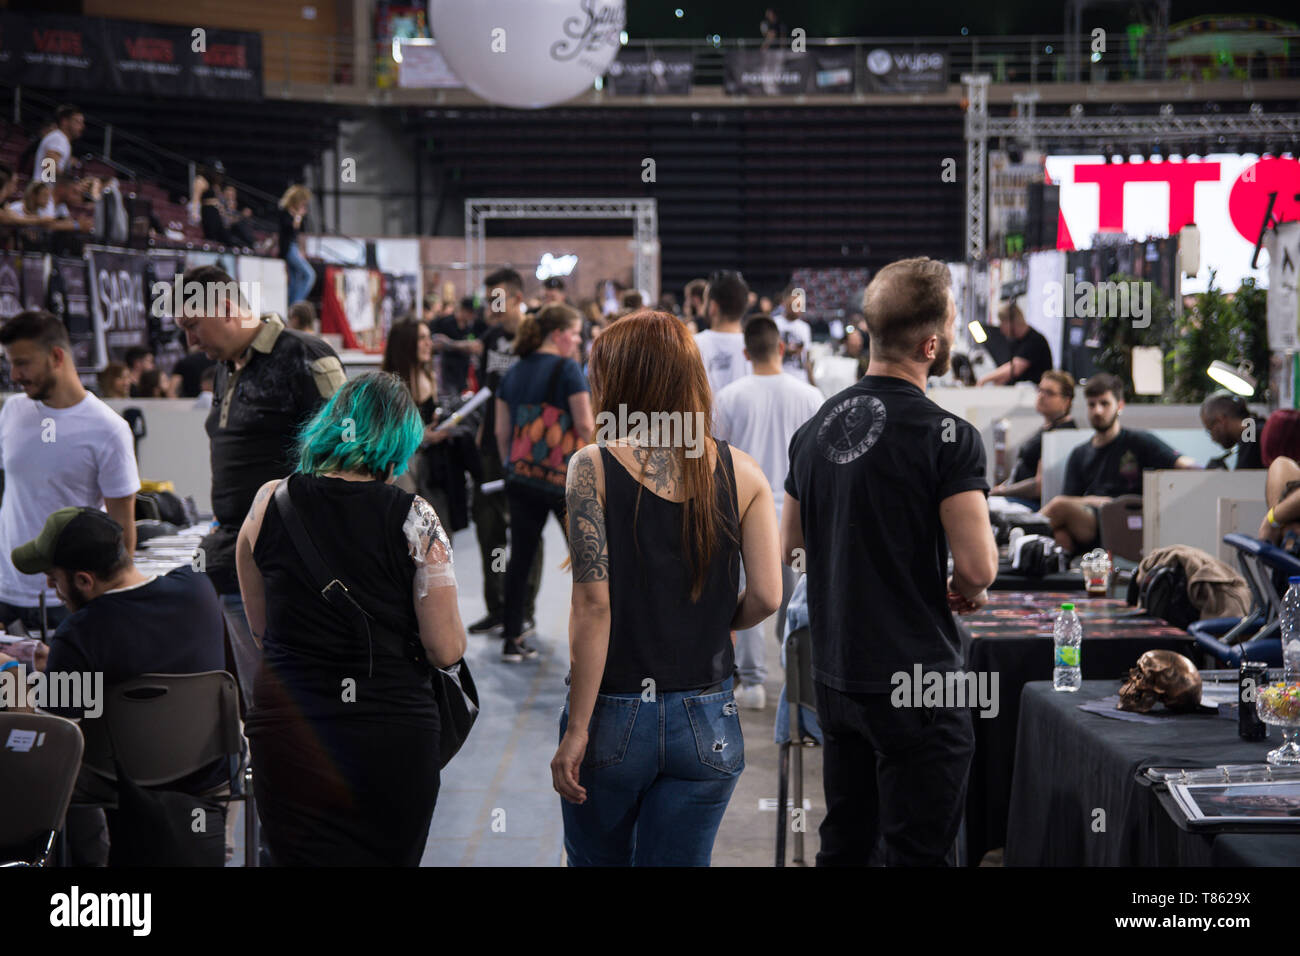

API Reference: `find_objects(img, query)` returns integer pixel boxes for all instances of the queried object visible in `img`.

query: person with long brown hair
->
[549,309,782,866]
[494,303,593,661]
[383,318,475,533]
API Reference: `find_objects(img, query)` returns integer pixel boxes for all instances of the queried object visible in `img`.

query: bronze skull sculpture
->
[1117,650,1202,713]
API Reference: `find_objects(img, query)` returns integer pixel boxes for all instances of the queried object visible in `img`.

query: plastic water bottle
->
[1053,603,1082,692]
[1284,577,1300,684]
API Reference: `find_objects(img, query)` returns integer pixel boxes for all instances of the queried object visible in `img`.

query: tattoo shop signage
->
[861,47,948,93]
[87,247,149,364]
[0,12,262,100]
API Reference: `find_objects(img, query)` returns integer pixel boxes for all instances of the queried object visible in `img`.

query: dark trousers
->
[0,600,69,636]
[813,681,974,867]
[472,451,542,618]
[503,483,567,641]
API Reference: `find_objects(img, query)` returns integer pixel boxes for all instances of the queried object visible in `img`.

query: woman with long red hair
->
[550,309,782,866]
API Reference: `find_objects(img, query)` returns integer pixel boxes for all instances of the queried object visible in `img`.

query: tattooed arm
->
[553,445,611,804]
[235,479,279,647]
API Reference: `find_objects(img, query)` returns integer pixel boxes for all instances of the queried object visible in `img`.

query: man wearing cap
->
[0,310,140,634]
[174,265,345,612]
[1,507,225,866]
[5,507,225,707]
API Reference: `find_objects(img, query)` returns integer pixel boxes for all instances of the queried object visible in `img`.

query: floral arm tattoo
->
[405,496,455,598]
[567,451,608,583]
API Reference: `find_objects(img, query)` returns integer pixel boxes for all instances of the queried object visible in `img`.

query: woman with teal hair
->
[235,371,467,865]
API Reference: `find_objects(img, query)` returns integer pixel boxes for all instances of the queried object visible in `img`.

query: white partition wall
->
[104,399,213,515]
[1143,471,1268,564]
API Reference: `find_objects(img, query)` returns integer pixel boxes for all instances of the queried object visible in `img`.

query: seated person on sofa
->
[1041,373,1197,555]
[0,506,227,865]
[1201,391,1264,470]
[991,369,1077,509]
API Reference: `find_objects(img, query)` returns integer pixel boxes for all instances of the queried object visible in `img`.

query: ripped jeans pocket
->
[683,690,745,774]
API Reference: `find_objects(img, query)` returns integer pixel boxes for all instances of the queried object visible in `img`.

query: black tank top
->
[246,473,437,728]
[600,441,741,693]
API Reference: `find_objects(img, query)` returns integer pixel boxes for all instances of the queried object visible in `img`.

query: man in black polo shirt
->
[175,265,345,608]
[1042,373,1197,554]
[1201,391,1264,470]
[783,257,998,866]
[976,301,1053,387]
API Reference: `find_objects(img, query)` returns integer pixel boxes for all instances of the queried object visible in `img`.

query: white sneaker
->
[735,683,767,710]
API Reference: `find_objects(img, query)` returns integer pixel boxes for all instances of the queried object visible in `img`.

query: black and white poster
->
[49,255,96,370]
[87,247,150,363]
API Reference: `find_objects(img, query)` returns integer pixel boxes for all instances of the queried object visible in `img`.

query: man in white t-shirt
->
[32,105,84,182]
[773,287,814,384]
[693,270,752,396]
[0,310,139,632]
[714,314,824,709]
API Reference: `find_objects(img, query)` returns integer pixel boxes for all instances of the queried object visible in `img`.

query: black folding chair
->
[77,671,253,866]
[0,712,84,866]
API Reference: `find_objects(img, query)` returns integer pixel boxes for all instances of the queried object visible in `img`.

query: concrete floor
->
[229,517,826,866]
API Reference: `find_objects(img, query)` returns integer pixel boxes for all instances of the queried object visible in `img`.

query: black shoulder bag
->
[272,480,478,769]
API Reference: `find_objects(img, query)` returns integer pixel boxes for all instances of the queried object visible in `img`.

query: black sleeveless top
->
[245,473,437,729]
[600,442,741,693]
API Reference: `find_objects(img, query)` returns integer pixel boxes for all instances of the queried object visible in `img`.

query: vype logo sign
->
[867,48,943,75]
[1046,153,1300,293]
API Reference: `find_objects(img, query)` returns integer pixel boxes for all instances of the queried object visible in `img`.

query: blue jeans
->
[285,244,316,307]
[559,677,744,866]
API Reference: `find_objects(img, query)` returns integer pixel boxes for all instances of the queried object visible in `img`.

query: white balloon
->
[429,0,626,109]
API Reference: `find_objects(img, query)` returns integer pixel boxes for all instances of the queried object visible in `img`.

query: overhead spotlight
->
[1207,360,1256,397]
[968,320,988,344]
[674,7,684,17]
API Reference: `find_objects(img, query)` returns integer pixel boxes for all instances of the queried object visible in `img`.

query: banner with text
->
[0,13,262,100]
[87,247,150,364]
[723,48,856,95]
[607,49,694,95]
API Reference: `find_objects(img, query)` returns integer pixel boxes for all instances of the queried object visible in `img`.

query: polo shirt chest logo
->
[817,395,886,465]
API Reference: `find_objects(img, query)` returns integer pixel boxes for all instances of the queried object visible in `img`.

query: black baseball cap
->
[12,507,125,576]
[543,277,567,290]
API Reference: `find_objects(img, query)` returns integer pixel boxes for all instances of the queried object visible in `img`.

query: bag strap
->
[272,478,390,677]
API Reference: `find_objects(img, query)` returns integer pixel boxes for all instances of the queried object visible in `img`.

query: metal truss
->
[963,74,990,262]
[987,111,1300,142]
[963,71,1300,260]
[465,198,660,301]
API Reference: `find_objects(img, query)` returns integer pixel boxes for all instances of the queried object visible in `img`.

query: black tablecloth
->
[1005,681,1297,866]
[963,592,1195,866]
